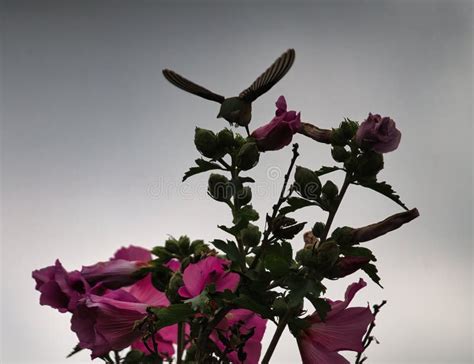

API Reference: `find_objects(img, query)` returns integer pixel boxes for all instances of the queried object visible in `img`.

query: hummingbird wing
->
[162,69,225,104]
[239,49,295,103]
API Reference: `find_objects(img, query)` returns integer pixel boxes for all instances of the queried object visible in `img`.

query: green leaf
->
[356,179,408,210]
[281,241,293,263]
[306,295,331,321]
[362,263,383,288]
[210,239,242,266]
[340,246,377,261]
[315,166,342,176]
[183,159,224,182]
[264,253,290,278]
[279,197,318,215]
[286,278,325,308]
[148,304,194,330]
[234,295,273,318]
[66,344,82,358]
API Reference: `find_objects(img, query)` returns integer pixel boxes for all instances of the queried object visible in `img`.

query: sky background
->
[1,0,473,363]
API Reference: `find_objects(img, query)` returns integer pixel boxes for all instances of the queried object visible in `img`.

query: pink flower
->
[297,279,374,364]
[251,96,301,151]
[211,309,267,364]
[71,274,171,358]
[81,245,151,289]
[178,256,240,298]
[356,113,401,153]
[32,260,89,313]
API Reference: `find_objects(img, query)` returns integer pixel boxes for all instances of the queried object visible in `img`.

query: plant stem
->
[261,311,291,364]
[195,307,233,361]
[250,143,300,269]
[113,351,120,364]
[355,300,387,364]
[177,322,184,364]
[319,173,352,244]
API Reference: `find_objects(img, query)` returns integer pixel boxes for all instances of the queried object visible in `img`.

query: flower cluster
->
[34,49,418,364]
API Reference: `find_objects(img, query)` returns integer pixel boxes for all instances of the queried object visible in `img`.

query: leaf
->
[362,263,383,288]
[356,179,408,210]
[340,246,377,261]
[183,159,223,181]
[210,239,242,266]
[234,295,273,318]
[315,166,342,176]
[148,304,195,330]
[286,278,325,308]
[66,344,83,358]
[279,197,319,215]
[306,295,331,321]
[264,253,290,278]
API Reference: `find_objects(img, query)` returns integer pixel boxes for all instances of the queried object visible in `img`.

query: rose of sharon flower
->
[81,245,151,289]
[178,256,240,298]
[71,269,174,358]
[297,279,374,364]
[211,309,267,364]
[32,260,89,313]
[251,96,301,151]
[356,113,401,153]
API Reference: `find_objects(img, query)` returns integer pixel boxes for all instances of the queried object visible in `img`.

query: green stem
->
[319,173,351,244]
[261,311,292,364]
[250,143,299,269]
[177,322,184,364]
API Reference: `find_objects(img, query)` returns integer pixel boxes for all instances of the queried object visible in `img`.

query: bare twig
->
[250,143,300,269]
[355,300,387,364]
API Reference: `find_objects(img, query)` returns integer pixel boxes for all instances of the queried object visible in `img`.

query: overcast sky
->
[1,1,472,363]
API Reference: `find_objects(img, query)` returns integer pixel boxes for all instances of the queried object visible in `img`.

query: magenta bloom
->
[211,309,267,364]
[251,96,301,151]
[356,113,401,153]
[178,256,240,298]
[297,279,374,364]
[71,275,171,358]
[81,245,151,289]
[32,260,89,313]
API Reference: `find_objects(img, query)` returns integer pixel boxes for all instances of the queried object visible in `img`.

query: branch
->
[355,300,387,364]
[350,208,419,244]
[298,122,332,144]
[250,143,300,269]
[261,311,292,364]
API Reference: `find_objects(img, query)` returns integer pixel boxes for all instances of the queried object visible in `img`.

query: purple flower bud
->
[333,256,371,278]
[356,113,401,153]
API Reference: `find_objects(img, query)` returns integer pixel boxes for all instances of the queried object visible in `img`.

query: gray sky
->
[1,1,473,363]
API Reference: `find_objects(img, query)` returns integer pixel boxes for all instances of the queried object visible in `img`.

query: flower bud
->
[217,128,234,148]
[294,166,321,200]
[240,224,261,247]
[331,146,350,162]
[311,223,325,238]
[328,256,371,278]
[356,151,384,177]
[208,174,232,201]
[236,142,260,170]
[166,271,184,303]
[340,120,358,139]
[322,181,339,200]
[236,186,252,206]
[194,128,218,158]
[303,231,319,249]
[316,241,340,271]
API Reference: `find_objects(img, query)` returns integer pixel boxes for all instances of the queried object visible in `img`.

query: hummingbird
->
[162,49,295,130]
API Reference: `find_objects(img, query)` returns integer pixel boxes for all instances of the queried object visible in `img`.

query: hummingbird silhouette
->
[162,49,295,129]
